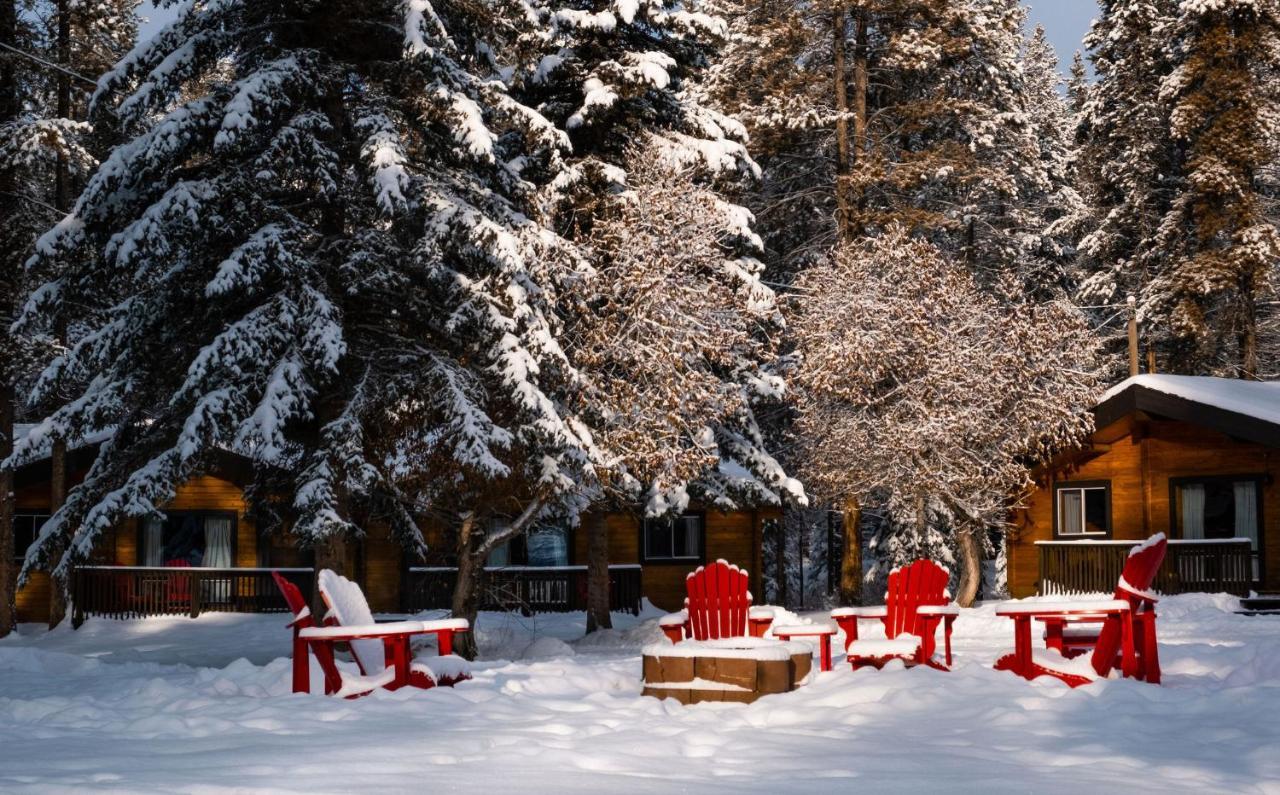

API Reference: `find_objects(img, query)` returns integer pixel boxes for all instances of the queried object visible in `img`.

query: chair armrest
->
[748,606,775,621]
[658,611,690,628]
[831,606,887,619]
[917,605,960,616]
[299,621,428,640]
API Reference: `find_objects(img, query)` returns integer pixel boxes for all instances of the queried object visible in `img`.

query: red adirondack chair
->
[994,533,1166,687]
[659,560,775,643]
[272,570,471,697]
[831,559,959,670]
[164,559,192,608]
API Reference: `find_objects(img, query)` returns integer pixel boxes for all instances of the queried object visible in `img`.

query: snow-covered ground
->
[2,594,1279,794]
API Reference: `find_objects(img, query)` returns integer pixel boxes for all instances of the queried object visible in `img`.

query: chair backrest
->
[684,559,751,640]
[271,570,310,619]
[317,569,386,675]
[1091,534,1167,676]
[271,570,344,694]
[883,559,950,639]
[165,559,192,601]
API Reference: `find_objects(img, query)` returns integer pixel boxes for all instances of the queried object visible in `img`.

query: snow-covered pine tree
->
[515,0,801,631]
[789,227,1102,606]
[9,0,593,638]
[1146,0,1280,377]
[1075,0,1179,371]
[1019,23,1088,300]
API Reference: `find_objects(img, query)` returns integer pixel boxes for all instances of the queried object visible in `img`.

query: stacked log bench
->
[641,638,813,705]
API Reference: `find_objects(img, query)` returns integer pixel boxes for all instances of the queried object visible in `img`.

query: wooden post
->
[1127,294,1139,377]
[839,497,863,605]
[1146,348,1156,374]
[189,570,202,619]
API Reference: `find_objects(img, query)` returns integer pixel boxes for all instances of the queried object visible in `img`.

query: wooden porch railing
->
[1036,539,1253,597]
[404,565,643,616]
[71,566,314,625]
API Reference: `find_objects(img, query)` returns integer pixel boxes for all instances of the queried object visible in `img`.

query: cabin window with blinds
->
[1053,481,1111,538]
[1172,476,1263,580]
[13,514,48,561]
[140,512,235,568]
[641,513,704,563]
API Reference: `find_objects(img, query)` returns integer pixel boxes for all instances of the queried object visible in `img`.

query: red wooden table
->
[771,624,838,672]
[994,600,1137,681]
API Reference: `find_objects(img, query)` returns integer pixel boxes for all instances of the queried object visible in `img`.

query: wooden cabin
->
[9,438,777,624]
[1009,375,1280,598]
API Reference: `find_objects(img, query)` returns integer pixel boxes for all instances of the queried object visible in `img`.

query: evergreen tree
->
[1147,0,1280,376]
[1075,0,1178,369]
[9,0,591,634]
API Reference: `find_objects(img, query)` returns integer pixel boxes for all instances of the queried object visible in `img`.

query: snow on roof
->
[1100,374,1280,426]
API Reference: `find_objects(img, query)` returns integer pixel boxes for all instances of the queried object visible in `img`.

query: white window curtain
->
[202,517,234,602]
[1234,481,1259,580]
[1059,491,1083,535]
[526,527,568,567]
[143,517,164,566]
[486,519,511,567]
[1181,485,1205,539]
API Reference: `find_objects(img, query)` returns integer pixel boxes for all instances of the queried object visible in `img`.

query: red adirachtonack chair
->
[164,559,193,608]
[271,570,470,697]
[831,559,959,670]
[994,534,1166,687]
[659,560,775,643]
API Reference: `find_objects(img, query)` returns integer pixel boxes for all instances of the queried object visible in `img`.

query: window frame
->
[1168,473,1266,584]
[13,513,50,563]
[1051,480,1113,539]
[639,511,707,565]
[134,510,239,567]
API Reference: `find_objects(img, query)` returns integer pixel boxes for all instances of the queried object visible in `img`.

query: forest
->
[0,0,1277,647]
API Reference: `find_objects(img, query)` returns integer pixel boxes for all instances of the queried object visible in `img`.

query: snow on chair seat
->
[847,636,921,658]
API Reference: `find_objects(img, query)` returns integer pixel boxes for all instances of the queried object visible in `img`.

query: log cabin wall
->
[14,473,260,622]
[1009,417,1279,597]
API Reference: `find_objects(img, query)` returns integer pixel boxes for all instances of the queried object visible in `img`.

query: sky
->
[138,1,1102,76]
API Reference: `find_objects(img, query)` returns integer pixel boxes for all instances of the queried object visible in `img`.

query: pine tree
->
[1147,0,1280,376]
[9,0,593,638]
[1075,0,1178,368]
[519,0,798,631]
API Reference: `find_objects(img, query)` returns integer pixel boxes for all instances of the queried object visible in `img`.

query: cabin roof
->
[1096,374,1280,448]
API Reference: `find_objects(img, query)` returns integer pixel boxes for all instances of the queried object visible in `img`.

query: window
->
[14,514,49,561]
[1172,476,1263,581]
[1054,481,1110,537]
[485,520,571,567]
[139,512,235,567]
[641,513,704,563]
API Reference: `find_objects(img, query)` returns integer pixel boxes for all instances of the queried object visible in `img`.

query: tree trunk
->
[1239,289,1258,380]
[954,525,982,608]
[584,511,611,633]
[838,496,862,606]
[450,515,481,660]
[832,4,850,238]
[0,378,14,638]
[46,439,68,627]
[774,519,787,607]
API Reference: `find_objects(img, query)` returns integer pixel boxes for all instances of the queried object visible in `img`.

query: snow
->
[832,606,887,618]
[1101,374,1280,425]
[847,637,921,657]
[996,599,1131,615]
[2,594,1279,792]
[643,637,809,661]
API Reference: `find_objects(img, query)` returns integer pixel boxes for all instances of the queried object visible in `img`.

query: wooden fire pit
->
[641,638,813,705]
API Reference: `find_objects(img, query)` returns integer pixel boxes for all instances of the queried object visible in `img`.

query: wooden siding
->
[1010,418,1280,597]
[15,474,259,623]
